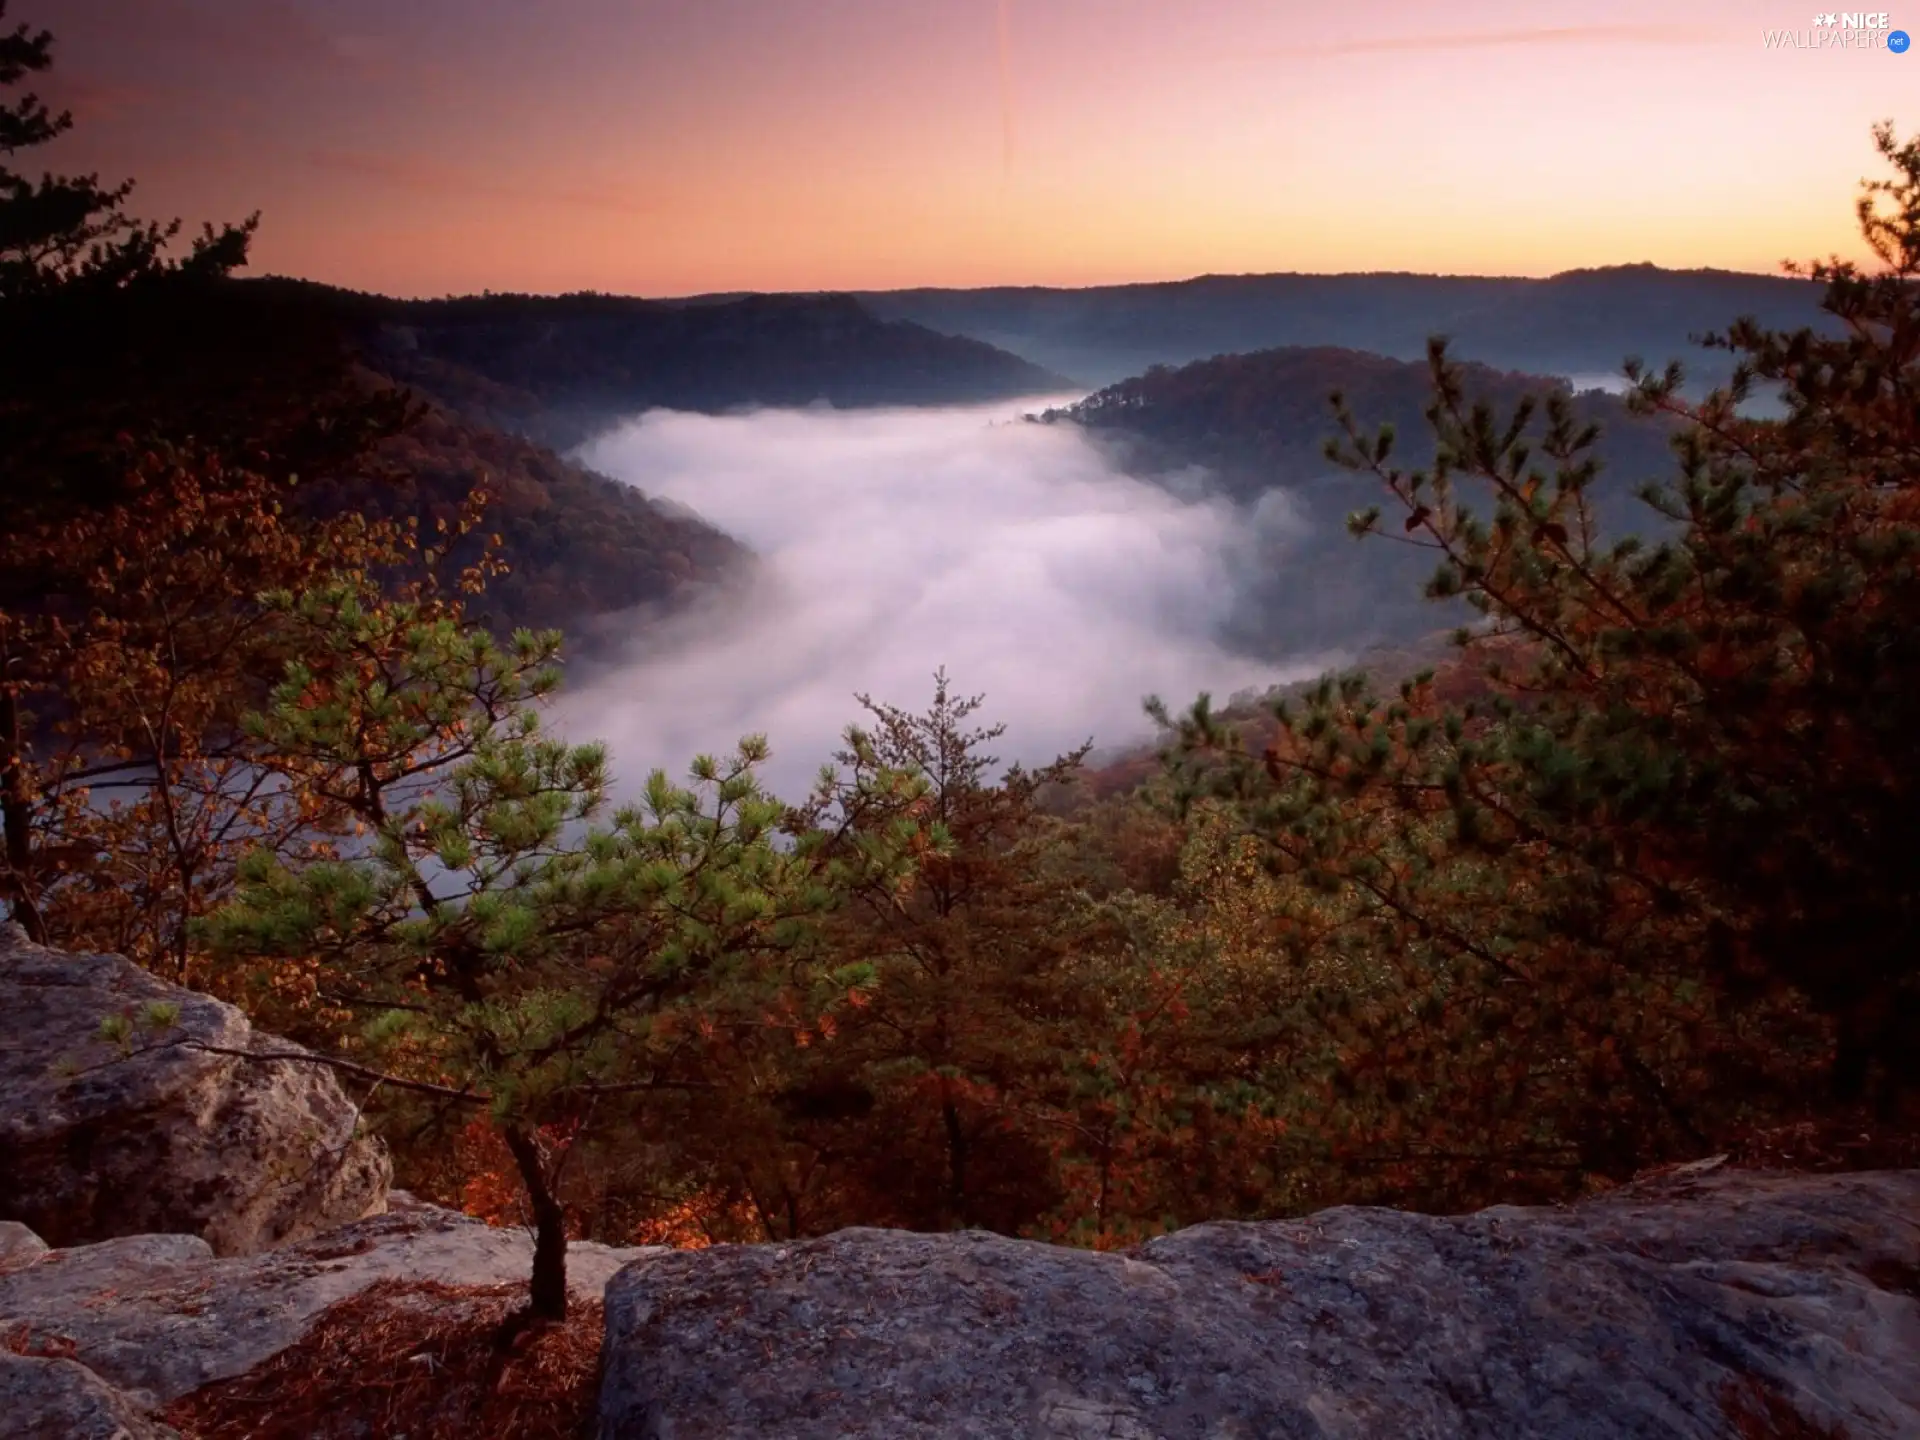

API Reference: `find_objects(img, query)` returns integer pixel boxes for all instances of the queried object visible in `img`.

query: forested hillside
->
[863,265,1831,387]
[369,288,1074,450]
[1034,347,1679,652]
[4,6,1919,1371]
[2,265,1070,650]
[0,272,750,649]
[305,401,748,639]
[1049,346,1678,495]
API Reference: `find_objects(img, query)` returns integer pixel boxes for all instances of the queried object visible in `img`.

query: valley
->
[209,267,1749,781]
[7,9,1919,1435]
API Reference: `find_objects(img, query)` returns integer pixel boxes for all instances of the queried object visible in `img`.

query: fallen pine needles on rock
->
[165,1278,602,1440]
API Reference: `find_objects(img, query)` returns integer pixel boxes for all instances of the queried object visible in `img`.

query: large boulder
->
[0,1220,49,1271]
[0,1206,662,1413]
[598,1164,1920,1439]
[0,923,389,1255]
[0,1352,181,1440]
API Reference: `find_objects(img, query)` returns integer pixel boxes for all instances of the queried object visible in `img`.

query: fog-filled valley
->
[546,342,1690,796]
[16,256,1739,800]
[559,399,1308,797]
[11,8,1920,1434]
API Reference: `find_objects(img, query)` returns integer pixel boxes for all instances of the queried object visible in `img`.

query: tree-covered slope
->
[862,265,1830,388]
[1033,346,1679,653]
[1,276,756,648]
[9,273,1073,650]
[368,289,1074,449]
[305,396,748,641]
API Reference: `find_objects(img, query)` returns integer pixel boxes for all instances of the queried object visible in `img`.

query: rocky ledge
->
[0,1202,659,1426]
[4,928,1919,1438]
[15,1164,1910,1438]
[597,1164,1920,1439]
[0,923,389,1255]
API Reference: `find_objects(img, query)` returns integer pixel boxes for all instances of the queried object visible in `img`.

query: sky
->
[30,0,1915,297]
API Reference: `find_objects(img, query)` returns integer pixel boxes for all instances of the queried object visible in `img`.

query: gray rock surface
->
[598,1165,1920,1440]
[0,922,390,1255]
[0,1204,664,1405]
[0,1219,49,1272]
[0,1352,180,1440]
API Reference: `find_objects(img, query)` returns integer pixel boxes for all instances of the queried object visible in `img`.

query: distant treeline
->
[1035,346,1681,654]
[861,264,1832,386]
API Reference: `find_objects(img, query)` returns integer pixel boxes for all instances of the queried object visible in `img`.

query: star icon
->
[1824,11,1839,23]
[1813,12,1826,22]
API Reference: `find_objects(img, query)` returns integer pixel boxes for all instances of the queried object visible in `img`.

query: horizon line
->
[247,259,1806,306]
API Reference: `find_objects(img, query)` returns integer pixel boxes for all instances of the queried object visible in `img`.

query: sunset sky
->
[33,0,1915,297]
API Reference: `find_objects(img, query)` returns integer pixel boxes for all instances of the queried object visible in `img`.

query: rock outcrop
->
[6,929,1920,1437]
[0,923,390,1255]
[598,1164,1920,1439]
[0,1205,662,1431]
[0,1220,49,1272]
[0,1351,181,1440]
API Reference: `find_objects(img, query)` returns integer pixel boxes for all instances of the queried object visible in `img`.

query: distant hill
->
[10,278,1069,650]
[364,289,1075,450]
[302,394,748,644]
[1034,346,1683,655]
[858,265,1831,389]
[333,288,1068,640]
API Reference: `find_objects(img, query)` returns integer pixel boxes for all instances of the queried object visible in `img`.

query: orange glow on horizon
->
[35,0,1909,298]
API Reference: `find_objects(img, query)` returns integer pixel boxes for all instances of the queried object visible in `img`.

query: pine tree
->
[1156,121,1920,1198]
[203,582,921,1320]
[0,5,411,959]
[0,454,439,970]
[0,2,252,300]
[733,672,1094,1234]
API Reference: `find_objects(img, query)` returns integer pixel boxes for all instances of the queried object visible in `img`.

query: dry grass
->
[166,1279,602,1440]
[1725,1111,1920,1174]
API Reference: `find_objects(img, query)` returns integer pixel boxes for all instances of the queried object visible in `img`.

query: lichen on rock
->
[0,923,390,1256]
[596,1167,1920,1439]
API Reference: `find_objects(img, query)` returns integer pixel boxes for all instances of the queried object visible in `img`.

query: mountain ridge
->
[238,279,1077,450]
[849,264,1831,387]
[1033,344,1683,656]
[5,276,1072,649]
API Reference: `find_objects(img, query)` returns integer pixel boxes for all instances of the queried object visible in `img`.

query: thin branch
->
[159,1038,490,1104]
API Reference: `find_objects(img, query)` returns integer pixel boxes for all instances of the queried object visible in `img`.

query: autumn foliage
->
[1149,121,1920,1207]
[6,0,1920,1326]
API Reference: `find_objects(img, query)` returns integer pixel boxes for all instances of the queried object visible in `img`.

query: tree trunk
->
[941,1084,968,1226]
[0,684,46,943]
[503,1124,569,1322]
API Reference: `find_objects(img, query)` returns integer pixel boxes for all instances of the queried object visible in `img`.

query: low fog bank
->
[1563,371,1635,396]
[561,400,1321,799]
